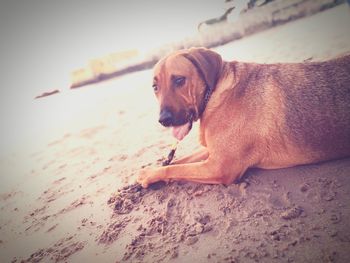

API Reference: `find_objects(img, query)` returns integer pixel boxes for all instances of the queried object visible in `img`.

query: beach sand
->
[1,5,350,263]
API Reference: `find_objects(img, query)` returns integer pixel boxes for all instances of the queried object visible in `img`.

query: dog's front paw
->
[137,168,158,188]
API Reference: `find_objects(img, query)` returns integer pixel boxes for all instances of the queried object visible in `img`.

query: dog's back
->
[274,55,350,161]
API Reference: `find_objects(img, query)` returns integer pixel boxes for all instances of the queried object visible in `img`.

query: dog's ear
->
[182,47,222,90]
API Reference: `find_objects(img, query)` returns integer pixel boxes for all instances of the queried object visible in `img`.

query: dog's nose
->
[159,109,173,127]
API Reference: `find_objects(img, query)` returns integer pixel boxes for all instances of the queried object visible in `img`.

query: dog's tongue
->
[172,122,191,141]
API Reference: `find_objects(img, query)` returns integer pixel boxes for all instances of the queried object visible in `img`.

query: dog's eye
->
[153,84,159,93]
[174,76,186,87]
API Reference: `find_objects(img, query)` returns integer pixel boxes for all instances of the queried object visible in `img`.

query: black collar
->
[183,54,217,118]
[199,83,214,117]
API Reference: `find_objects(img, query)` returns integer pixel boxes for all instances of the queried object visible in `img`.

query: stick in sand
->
[162,141,179,166]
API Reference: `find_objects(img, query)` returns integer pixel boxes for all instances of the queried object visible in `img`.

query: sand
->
[1,4,350,263]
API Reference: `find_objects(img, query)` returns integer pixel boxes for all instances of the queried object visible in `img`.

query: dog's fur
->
[137,47,350,188]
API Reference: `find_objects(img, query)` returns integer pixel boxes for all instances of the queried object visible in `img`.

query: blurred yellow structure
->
[71,49,138,88]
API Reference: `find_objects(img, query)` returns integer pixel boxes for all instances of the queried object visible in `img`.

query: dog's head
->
[152,47,222,140]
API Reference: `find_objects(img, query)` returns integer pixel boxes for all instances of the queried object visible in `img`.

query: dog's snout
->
[159,109,174,127]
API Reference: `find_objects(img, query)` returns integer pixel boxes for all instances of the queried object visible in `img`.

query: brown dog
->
[137,47,350,188]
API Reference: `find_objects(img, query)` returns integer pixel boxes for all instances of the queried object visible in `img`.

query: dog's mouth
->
[172,122,192,141]
[172,111,195,141]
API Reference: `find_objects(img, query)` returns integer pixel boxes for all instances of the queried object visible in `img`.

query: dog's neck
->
[198,62,229,118]
[199,62,238,120]
[199,83,215,117]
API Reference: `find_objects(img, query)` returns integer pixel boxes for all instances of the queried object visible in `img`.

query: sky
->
[0,0,225,100]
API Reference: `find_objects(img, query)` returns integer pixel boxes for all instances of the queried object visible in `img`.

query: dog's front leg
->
[171,149,209,165]
[137,158,245,188]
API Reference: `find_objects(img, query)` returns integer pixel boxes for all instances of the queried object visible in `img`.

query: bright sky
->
[0,0,226,100]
